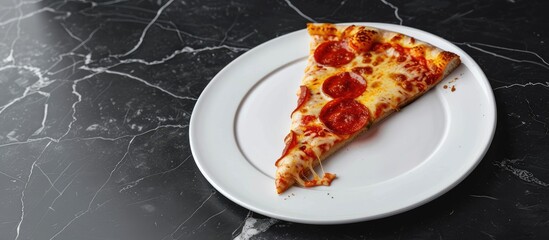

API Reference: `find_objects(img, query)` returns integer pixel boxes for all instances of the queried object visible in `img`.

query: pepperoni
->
[275,131,297,166]
[319,98,370,135]
[322,72,366,99]
[292,86,310,116]
[314,41,355,67]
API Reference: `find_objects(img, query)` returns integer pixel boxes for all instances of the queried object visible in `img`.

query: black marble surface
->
[0,0,548,239]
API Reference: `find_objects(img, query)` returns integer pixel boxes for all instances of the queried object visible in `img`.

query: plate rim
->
[189,22,497,224]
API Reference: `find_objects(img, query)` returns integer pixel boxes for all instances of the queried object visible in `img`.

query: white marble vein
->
[0,65,50,116]
[440,9,474,24]
[34,162,62,194]
[45,27,100,73]
[48,209,87,240]
[0,0,44,11]
[233,212,279,240]
[72,27,101,53]
[162,191,216,240]
[83,68,197,100]
[14,166,34,240]
[481,231,497,240]
[32,164,83,237]
[0,169,25,183]
[42,122,186,238]
[31,103,49,136]
[116,0,175,58]
[219,15,238,46]
[235,30,256,42]
[0,7,59,27]
[455,42,549,70]
[119,154,191,192]
[3,1,23,63]
[91,0,128,7]
[48,136,136,239]
[52,75,90,141]
[472,42,549,66]
[14,140,51,240]
[91,80,112,103]
[195,208,227,230]
[512,121,527,129]
[328,0,347,17]
[493,81,549,91]
[105,17,214,42]
[89,4,184,43]
[495,158,549,187]
[0,138,48,149]
[525,99,548,135]
[380,0,403,25]
[87,136,136,211]
[469,195,499,200]
[65,124,188,142]
[231,211,251,237]
[117,45,249,66]
[284,0,316,23]
[60,23,84,43]
[45,57,85,76]
[33,162,73,211]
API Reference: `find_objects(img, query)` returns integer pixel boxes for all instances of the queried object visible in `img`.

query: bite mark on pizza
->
[275,23,461,194]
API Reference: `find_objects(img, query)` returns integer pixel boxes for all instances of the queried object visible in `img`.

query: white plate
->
[189,23,496,224]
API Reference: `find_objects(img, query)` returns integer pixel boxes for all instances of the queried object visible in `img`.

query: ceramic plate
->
[189,23,496,224]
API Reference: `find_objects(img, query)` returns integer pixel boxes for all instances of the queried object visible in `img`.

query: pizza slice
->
[274,23,461,194]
